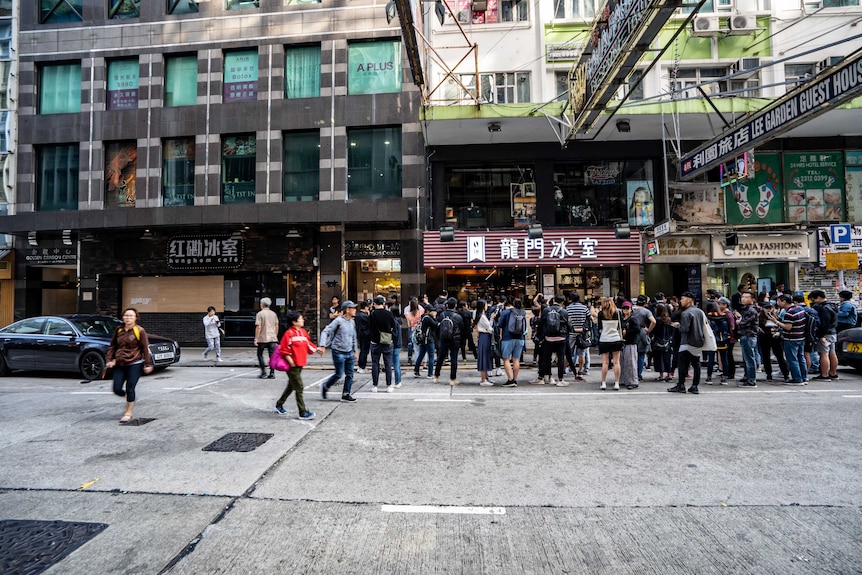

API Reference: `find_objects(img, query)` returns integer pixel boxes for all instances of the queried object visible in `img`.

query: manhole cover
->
[202,432,274,452]
[0,519,108,575]
[120,418,156,427]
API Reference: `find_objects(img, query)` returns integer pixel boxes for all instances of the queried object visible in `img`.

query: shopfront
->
[344,239,402,304]
[643,234,711,301]
[423,229,641,306]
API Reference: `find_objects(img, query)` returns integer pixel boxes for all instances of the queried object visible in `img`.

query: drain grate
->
[0,519,108,575]
[202,432,274,452]
[120,417,156,427]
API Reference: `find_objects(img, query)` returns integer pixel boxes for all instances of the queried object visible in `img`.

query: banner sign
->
[223,50,258,103]
[846,151,862,224]
[25,246,77,266]
[818,224,862,267]
[725,153,785,225]
[784,152,844,222]
[167,235,244,270]
[107,59,139,110]
[680,51,862,180]
[348,40,402,95]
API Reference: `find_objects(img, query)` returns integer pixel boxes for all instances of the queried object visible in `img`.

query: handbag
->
[379,331,393,346]
[269,351,291,372]
[701,313,717,352]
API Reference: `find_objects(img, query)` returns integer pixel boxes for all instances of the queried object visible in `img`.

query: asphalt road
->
[1,354,860,574]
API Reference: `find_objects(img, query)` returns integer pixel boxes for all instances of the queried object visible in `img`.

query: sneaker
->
[341,395,357,402]
[258,373,268,379]
[267,372,276,379]
[371,386,379,393]
[320,383,328,399]
[556,380,570,387]
[413,372,422,378]
[705,378,714,385]
[736,381,757,387]
[216,357,223,362]
[386,385,394,393]
[479,380,494,386]
[356,368,368,374]
[494,368,505,377]
[812,375,831,381]
[719,377,727,385]
[299,411,316,420]
[450,379,460,386]
[433,376,440,384]
[600,382,606,390]
[666,385,686,393]
[530,378,546,385]
[501,380,518,387]
[626,384,639,390]
[687,386,699,394]
[550,378,559,386]
[829,374,839,380]
[785,380,805,386]
[613,382,620,391]
[394,382,402,388]
[575,375,585,381]
[274,405,287,415]
[202,351,208,359]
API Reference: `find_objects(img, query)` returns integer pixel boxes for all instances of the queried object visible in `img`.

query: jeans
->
[371,342,393,387]
[678,349,701,388]
[435,338,460,380]
[783,338,807,382]
[112,362,144,402]
[415,341,435,376]
[637,352,646,379]
[257,342,276,372]
[740,335,758,382]
[392,347,402,384]
[706,347,730,380]
[324,349,355,397]
[204,336,221,358]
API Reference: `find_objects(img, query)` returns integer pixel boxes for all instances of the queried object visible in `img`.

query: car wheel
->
[852,361,862,374]
[80,351,106,381]
[0,352,8,376]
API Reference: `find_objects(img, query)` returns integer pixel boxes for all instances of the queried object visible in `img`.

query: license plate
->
[154,352,174,361]
[846,342,862,353]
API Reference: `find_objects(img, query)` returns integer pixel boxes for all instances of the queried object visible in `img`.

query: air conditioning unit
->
[732,57,761,78]
[817,56,844,72]
[692,15,720,36]
[728,14,757,34]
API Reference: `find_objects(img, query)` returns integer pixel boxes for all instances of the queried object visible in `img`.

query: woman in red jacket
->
[106,308,153,423]
[275,311,323,420]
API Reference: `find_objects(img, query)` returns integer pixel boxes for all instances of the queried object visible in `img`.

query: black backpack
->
[439,314,455,341]
[507,310,526,336]
[544,306,564,337]
[575,315,594,349]
[804,307,820,344]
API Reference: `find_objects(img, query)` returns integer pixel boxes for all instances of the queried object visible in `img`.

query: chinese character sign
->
[223,50,259,102]
[167,235,244,270]
[107,59,139,110]
[784,152,844,222]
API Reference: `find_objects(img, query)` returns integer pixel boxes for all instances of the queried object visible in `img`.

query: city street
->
[1,350,860,574]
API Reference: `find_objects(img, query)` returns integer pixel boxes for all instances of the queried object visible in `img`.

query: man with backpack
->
[434,297,464,386]
[566,292,591,381]
[535,294,569,385]
[497,298,524,387]
[809,289,839,380]
[794,293,820,375]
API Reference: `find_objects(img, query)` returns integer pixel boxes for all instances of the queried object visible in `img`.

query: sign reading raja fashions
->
[167,235,244,270]
[710,233,812,261]
[344,240,401,260]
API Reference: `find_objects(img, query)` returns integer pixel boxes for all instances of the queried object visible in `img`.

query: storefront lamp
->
[439,226,455,242]
[614,223,630,239]
[527,223,543,240]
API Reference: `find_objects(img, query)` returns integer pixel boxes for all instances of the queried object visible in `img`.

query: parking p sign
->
[830,224,852,247]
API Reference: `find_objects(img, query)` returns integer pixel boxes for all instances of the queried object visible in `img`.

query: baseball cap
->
[621,301,633,308]
[341,300,357,310]
[681,291,696,299]
[373,295,386,305]
[718,297,731,305]
[636,294,648,305]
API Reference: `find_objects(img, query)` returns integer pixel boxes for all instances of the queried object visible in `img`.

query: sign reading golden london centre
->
[710,233,812,261]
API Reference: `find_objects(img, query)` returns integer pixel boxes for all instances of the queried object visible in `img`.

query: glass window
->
[552,161,654,227]
[39,63,81,114]
[555,71,568,101]
[553,0,596,19]
[628,70,644,101]
[479,72,530,104]
[444,167,533,229]
[452,0,529,23]
[0,21,10,59]
[0,111,10,153]
[0,61,10,109]
[285,45,320,99]
[38,145,79,212]
[785,63,815,89]
[283,131,319,202]
[40,0,82,23]
[348,40,402,95]
[167,0,198,14]
[105,141,137,208]
[163,137,195,206]
[227,0,257,10]
[109,0,140,18]
[347,127,401,200]
[285,0,320,3]
[222,134,256,204]
[224,49,258,102]
[107,59,139,110]
[165,55,198,107]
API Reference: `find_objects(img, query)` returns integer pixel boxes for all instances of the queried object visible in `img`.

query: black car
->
[837,327,862,373]
[0,315,181,380]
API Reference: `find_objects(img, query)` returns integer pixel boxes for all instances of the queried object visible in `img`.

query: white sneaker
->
[450,379,460,386]
[433,376,440,384]
[356,368,368,374]
[530,378,545,385]
[371,386,378,393]
[613,382,620,390]
[216,356,223,362]
[556,379,570,387]
[479,380,494,386]
[494,368,504,377]
[394,383,402,388]
[550,378,559,386]
[600,382,606,390]
[386,385,394,393]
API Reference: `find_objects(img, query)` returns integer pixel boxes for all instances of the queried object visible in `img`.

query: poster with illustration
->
[783,152,844,222]
[670,183,724,223]
[511,183,536,229]
[626,180,654,227]
[845,151,862,224]
[105,141,137,208]
[724,153,784,225]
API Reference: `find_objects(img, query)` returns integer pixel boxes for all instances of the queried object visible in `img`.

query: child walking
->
[275,311,323,420]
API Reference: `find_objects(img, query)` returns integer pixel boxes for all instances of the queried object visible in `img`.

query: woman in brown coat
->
[106,308,153,423]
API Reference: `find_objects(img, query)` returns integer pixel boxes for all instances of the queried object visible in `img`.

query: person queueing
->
[619,301,639,390]
[274,311,323,420]
[597,297,625,390]
[413,307,438,378]
[434,297,464,386]
[106,308,154,423]
[202,306,222,361]
[757,300,790,382]
[318,300,359,403]
[474,299,495,386]
[369,295,397,393]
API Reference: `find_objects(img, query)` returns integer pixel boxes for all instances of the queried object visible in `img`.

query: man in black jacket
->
[355,301,371,374]
[434,297,464,386]
[457,300,476,361]
[810,289,839,380]
[369,295,397,392]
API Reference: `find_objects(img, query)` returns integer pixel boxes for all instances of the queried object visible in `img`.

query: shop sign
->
[647,235,710,263]
[345,240,401,260]
[167,235,244,270]
[24,246,77,266]
[724,153,785,225]
[784,152,844,222]
[585,165,620,185]
[423,230,641,268]
[711,233,812,261]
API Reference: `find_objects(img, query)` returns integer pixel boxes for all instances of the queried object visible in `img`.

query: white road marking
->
[185,369,259,390]
[841,395,862,398]
[69,391,113,395]
[414,399,473,403]
[305,375,331,390]
[382,504,505,515]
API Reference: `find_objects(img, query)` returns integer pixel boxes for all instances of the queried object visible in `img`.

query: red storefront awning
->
[423,229,642,268]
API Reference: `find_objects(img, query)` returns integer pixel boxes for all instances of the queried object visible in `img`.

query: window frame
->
[164,54,198,108]
[347,126,402,200]
[284,44,321,99]
[108,0,140,19]
[40,0,83,23]
[221,134,256,204]
[479,72,530,104]
[282,130,320,202]
[167,0,198,14]
[39,62,82,115]
[163,137,196,207]
[37,144,79,212]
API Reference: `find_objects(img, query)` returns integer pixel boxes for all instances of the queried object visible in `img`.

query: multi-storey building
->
[2,0,424,341]
[420,0,862,303]
[0,0,15,325]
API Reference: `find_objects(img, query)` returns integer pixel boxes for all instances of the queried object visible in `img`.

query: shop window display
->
[553,160,654,227]
[556,267,625,305]
[445,167,535,230]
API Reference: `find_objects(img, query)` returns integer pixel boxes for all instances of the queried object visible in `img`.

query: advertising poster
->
[223,50,258,103]
[725,153,784,225]
[846,151,862,224]
[107,59,139,110]
[511,183,536,229]
[783,152,844,222]
[105,141,137,207]
[626,180,654,227]
[670,183,724,224]
[347,41,402,95]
